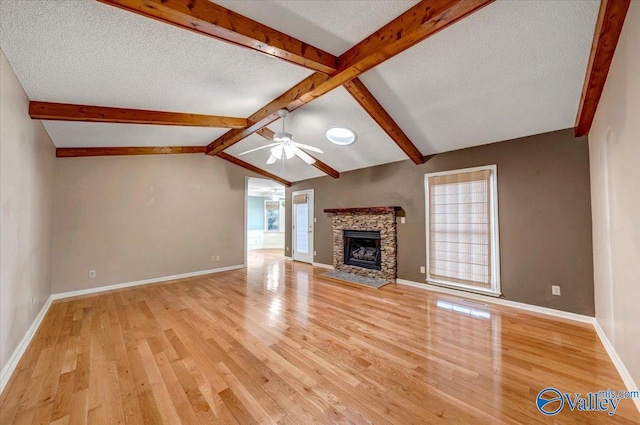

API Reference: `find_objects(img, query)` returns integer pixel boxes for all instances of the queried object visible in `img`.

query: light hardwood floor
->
[1,249,638,424]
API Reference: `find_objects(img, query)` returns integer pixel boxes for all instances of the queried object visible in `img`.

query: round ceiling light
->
[325,127,357,146]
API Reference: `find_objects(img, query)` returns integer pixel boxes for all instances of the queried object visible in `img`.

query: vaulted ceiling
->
[0,0,602,183]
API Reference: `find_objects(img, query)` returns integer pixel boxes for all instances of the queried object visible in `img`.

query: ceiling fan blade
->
[291,142,323,154]
[294,148,316,165]
[266,155,277,165]
[238,143,279,156]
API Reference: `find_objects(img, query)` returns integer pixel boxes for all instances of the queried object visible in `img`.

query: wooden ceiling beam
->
[217,152,291,187]
[97,0,337,74]
[574,0,630,137]
[56,146,290,186]
[56,146,205,157]
[30,101,247,128]
[343,78,424,165]
[205,0,494,155]
[256,128,340,179]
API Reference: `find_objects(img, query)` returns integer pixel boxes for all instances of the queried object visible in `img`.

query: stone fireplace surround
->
[324,207,400,281]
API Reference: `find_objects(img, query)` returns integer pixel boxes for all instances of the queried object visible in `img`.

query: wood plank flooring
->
[1,249,638,424]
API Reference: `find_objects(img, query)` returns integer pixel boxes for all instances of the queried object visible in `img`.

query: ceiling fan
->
[238,109,323,165]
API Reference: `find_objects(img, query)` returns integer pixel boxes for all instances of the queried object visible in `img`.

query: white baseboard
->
[0,295,53,394]
[4,270,636,414]
[593,321,640,412]
[1,264,245,395]
[51,264,245,300]
[395,278,595,323]
[396,278,639,413]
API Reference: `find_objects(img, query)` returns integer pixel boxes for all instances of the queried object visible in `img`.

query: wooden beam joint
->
[204,0,494,155]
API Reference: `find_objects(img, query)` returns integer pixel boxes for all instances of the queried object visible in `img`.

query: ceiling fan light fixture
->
[273,132,293,142]
[284,143,296,159]
[239,109,323,167]
[270,144,284,159]
[326,127,357,146]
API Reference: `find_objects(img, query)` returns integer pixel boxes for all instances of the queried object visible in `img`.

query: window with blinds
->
[425,165,501,295]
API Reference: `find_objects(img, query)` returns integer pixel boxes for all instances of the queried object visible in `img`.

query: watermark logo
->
[536,388,639,416]
[536,388,564,415]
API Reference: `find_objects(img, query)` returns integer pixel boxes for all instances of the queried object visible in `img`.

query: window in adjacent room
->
[424,165,501,296]
[264,200,281,232]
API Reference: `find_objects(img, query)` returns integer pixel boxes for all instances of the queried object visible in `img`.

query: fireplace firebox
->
[343,230,382,271]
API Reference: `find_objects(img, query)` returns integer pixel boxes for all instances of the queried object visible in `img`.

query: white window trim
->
[424,164,502,297]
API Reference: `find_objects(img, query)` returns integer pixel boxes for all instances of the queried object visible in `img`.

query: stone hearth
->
[324,207,400,281]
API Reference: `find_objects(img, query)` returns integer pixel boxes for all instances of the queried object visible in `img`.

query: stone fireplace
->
[324,207,400,281]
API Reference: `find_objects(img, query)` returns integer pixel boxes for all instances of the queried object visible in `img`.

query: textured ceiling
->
[225,86,407,182]
[0,0,599,183]
[360,0,599,155]
[44,122,228,148]
[248,178,286,198]
[0,0,311,116]
[215,0,419,56]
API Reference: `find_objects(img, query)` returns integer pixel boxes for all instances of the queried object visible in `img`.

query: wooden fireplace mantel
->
[323,206,401,214]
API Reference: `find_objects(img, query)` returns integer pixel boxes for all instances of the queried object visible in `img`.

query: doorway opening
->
[246,178,285,264]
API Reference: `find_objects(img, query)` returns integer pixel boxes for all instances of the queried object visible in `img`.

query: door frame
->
[292,189,314,264]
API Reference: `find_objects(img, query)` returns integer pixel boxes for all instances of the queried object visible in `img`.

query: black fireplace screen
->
[343,230,382,270]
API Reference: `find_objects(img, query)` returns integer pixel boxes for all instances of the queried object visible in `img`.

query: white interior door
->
[292,189,314,263]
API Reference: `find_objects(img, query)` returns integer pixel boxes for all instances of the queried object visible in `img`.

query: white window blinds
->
[426,167,499,293]
[293,194,308,204]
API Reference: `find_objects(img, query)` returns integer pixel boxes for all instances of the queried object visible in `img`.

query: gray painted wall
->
[52,154,257,293]
[286,129,595,315]
[1,50,55,371]
[589,1,640,390]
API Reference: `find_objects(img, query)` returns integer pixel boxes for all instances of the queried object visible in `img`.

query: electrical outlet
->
[216,256,221,261]
[88,270,96,278]
[552,285,561,296]
[420,266,426,274]
[313,251,316,256]
[314,217,317,223]
[286,247,290,252]
[401,217,406,224]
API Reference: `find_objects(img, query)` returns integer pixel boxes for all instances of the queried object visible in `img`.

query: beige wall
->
[0,50,56,371]
[52,154,253,293]
[589,2,639,387]
[287,129,595,315]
